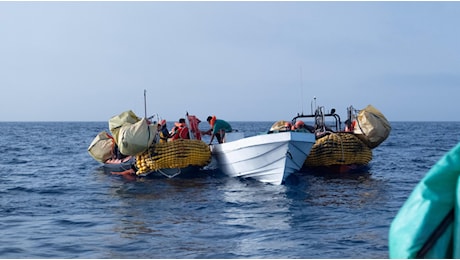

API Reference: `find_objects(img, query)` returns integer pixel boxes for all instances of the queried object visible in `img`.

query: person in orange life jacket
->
[284,121,292,131]
[204,115,232,144]
[291,120,315,133]
[344,119,356,132]
[170,118,190,140]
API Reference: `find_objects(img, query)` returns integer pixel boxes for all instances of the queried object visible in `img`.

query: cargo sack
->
[88,131,114,163]
[117,119,158,156]
[353,104,391,148]
[269,120,291,133]
[109,110,141,144]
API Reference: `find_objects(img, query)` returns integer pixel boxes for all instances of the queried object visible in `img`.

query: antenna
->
[299,66,304,114]
[144,89,147,119]
[311,96,316,114]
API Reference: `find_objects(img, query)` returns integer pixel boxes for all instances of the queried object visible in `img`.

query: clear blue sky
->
[1,1,459,122]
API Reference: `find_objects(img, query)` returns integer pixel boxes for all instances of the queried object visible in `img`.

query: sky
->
[1,1,460,122]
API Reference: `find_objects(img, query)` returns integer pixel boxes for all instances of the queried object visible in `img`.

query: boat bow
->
[211,131,315,185]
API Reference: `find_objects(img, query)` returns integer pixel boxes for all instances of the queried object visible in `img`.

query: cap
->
[295,120,305,128]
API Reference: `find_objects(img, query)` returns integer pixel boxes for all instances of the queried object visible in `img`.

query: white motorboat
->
[210,131,316,185]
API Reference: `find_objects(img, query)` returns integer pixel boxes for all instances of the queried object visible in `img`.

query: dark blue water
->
[1,121,460,258]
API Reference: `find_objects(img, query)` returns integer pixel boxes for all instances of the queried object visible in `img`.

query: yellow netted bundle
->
[135,139,211,175]
[305,132,372,167]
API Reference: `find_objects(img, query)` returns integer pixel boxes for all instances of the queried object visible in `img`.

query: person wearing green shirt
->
[205,115,232,144]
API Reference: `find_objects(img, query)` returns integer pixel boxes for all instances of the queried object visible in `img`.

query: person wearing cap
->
[291,120,315,133]
[204,115,232,144]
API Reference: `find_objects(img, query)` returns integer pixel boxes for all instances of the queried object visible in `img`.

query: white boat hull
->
[210,131,315,185]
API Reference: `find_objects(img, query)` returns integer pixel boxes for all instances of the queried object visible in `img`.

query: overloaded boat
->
[210,129,316,185]
[288,102,391,173]
[88,110,212,178]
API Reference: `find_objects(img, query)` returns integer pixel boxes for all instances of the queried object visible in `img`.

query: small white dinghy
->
[210,131,315,185]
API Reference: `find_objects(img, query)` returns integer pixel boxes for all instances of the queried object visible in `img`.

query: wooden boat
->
[102,152,205,178]
[88,111,211,178]
[292,103,390,173]
[103,156,135,173]
[389,142,460,258]
[210,131,316,185]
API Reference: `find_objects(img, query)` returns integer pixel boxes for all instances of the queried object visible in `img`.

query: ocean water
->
[1,121,460,258]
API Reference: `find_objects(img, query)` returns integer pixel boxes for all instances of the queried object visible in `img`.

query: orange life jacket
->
[171,122,190,140]
[210,115,216,128]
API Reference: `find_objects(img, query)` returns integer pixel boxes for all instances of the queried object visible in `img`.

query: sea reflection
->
[294,170,386,208]
[218,177,292,230]
[103,172,212,241]
[217,177,295,257]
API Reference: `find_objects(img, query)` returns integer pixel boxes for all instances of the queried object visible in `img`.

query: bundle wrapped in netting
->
[305,132,372,167]
[135,139,211,175]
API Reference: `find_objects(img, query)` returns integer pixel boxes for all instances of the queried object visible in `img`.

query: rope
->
[135,139,211,175]
[305,132,372,167]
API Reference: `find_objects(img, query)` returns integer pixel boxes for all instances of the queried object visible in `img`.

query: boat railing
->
[292,107,342,134]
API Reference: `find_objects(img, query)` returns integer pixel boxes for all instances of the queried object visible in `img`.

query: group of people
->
[110,115,232,177]
[287,120,315,132]
[158,118,190,143]
[157,115,232,145]
[268,120,316,133]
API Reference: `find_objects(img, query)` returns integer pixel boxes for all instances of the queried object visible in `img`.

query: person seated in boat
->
[291,120,315,133]
[105,143,132,164]
[203,115,232,144]
[284,121,292,131]
[170,118,190,140]
[158,119,170,143]
[344,119,357,132]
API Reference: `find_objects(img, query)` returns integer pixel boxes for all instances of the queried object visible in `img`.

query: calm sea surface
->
[1,121,460,258]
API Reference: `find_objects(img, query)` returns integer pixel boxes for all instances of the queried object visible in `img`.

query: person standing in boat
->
[170,118,190,140]
[204,115,232,144]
